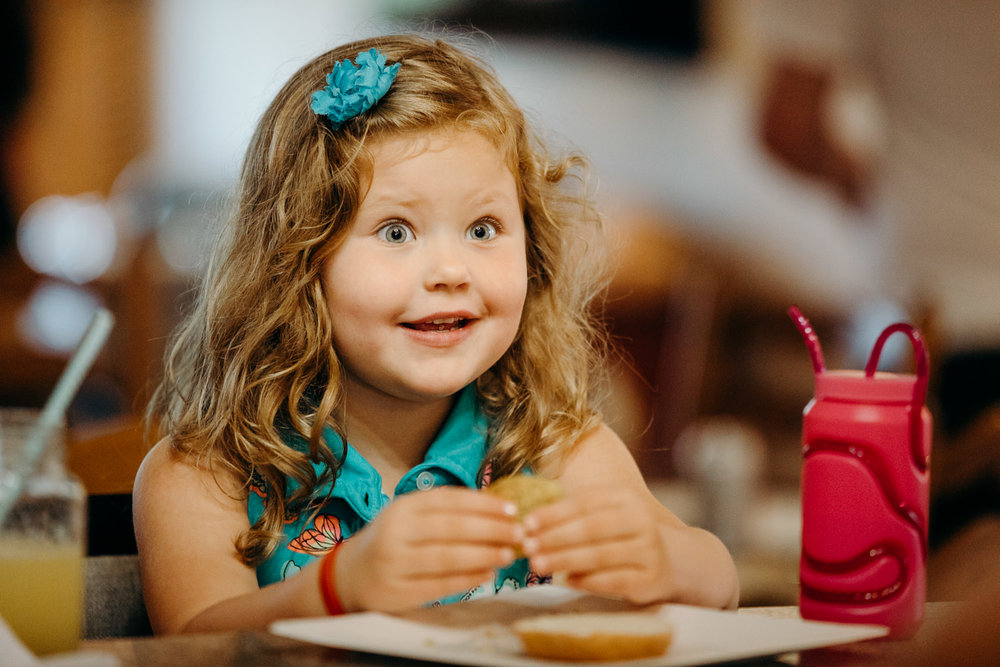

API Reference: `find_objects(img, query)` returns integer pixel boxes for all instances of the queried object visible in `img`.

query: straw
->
[788,305,825,374]
[0,307,114,525]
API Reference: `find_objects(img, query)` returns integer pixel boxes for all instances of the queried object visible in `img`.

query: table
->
[80,603,959,666]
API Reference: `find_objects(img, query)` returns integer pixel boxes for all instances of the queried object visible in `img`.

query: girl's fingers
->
[525,535,670,605]
[524,487,640,530]
[416,486,519,518]
[524,497,648,552]
[376,487,521,544]
[520,488,666,584]
[414,511,524,545]
[394,543,517,578]
[386,570,497,610]
[565,569,668,605]
[528,509,643,550]
[526,532,649,575]
[395,497,523,548]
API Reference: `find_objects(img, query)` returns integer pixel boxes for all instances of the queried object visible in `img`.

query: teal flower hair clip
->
[311,48,400,129]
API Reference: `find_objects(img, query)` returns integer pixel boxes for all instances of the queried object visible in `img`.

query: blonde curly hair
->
[149,32,609,565]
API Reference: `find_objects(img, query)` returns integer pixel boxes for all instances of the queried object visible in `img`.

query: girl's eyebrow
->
[364,188,518,211]
[360,192,421,211]
[469,188,521,207]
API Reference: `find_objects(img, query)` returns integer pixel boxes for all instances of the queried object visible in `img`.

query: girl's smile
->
[321,128,528,404]
[400,311,477,344]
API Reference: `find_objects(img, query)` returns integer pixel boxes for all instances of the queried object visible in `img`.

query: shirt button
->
[416,471,435,490]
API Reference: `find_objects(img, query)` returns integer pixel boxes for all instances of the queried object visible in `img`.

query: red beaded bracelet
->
[319,541,346,615]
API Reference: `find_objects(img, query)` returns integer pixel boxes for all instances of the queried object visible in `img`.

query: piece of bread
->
[485,474,563,520]
[512,611,673,662]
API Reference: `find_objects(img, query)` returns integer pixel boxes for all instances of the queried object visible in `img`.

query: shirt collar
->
[313,384,489,519]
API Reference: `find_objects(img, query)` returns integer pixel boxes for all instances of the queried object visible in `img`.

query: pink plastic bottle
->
[790,307,931,638]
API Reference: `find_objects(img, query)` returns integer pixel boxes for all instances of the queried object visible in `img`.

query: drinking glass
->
[0,408,86,655]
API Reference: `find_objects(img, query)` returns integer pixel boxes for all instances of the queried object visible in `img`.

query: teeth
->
[404,316,468,332]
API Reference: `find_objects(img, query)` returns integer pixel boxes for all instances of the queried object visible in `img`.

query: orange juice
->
[0,536,83,655]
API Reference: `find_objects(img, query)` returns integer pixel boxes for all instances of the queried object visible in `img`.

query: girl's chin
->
[340,357,503,403]
[349,376,481,404]
[395,381,477,402]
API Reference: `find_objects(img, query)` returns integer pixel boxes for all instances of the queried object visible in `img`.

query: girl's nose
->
[423,238,471,290]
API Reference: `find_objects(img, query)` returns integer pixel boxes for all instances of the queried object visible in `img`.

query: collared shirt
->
[247,384,544,604]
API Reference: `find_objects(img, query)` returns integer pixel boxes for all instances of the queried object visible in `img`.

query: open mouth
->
[402,317,472,332]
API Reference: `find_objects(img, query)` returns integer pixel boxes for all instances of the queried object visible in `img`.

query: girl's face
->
[322,129,528,404]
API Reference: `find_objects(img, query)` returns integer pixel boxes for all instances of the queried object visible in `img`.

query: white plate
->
[269,586,888,666]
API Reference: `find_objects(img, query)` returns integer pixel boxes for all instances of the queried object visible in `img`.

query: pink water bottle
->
[790,306,931,638]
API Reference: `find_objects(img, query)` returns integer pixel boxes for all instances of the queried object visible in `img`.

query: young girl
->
[133,32,739,634]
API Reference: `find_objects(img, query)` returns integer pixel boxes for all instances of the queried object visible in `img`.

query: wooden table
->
[80,603,962,666]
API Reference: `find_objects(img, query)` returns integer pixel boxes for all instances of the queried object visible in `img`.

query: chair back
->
[84,554,152,638]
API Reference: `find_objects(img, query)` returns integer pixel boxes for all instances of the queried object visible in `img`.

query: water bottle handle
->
[865,322,930,471]
[865,322,929,396]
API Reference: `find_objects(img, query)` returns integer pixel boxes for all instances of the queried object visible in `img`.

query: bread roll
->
[485,474,563,520]
[513,611,673,661]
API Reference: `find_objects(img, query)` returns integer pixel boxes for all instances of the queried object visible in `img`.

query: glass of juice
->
[0,409,86,656]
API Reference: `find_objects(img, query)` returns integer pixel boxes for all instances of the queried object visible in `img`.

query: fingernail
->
[522,515,539,532]
[522,537,539,555]
[503,502,518,517]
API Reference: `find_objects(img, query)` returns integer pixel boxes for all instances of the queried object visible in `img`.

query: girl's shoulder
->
[133,436,245,506]
[134,437,186,490]
[135,437,197,487]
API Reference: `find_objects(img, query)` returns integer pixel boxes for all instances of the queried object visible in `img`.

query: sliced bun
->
[485,475,563,519]
[512,611,673,662]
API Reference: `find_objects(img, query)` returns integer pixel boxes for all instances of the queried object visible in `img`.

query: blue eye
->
[467,219,498,241]
[378,222,413,244]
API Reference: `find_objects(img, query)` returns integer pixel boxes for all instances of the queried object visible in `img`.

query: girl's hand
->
[520,485,678,605]
[334,486,522,612]
[531,423,739,609]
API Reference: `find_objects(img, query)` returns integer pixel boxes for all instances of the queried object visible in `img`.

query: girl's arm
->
[527,423,740,609]
[133,438,522,633]
[133,439,328,633]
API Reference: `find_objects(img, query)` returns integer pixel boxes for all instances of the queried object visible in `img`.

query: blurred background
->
[2,0,998,606]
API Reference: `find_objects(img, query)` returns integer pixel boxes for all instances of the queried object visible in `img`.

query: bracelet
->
[319,541,346,615]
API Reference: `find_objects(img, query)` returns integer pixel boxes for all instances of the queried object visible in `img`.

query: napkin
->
[0,614,119,667]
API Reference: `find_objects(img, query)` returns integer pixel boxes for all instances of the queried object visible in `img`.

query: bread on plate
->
[512,610,673,661]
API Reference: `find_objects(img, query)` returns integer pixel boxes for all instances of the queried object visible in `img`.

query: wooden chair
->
[68,415,151,556]
[68,415,150,497]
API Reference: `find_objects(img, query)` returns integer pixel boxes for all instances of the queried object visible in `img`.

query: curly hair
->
[148,32,610,565]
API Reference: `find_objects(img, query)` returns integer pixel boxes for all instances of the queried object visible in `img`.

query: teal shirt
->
[247,385,544,604]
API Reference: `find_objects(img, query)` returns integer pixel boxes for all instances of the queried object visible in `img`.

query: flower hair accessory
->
[311,48,400,129]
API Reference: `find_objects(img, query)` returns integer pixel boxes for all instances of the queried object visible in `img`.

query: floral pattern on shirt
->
[288,514,343,555]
